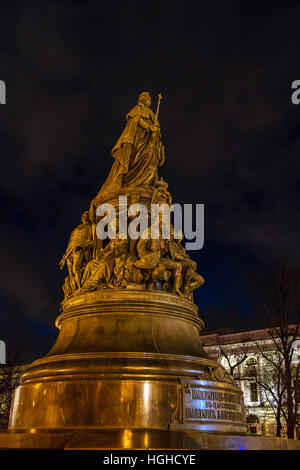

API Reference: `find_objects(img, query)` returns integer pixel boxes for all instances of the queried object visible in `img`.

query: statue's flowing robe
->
[97,104,164,197]
[81,252,114,290]
[81,239,129,290]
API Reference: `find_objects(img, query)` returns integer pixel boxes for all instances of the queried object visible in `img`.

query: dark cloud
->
[1,1,300,359]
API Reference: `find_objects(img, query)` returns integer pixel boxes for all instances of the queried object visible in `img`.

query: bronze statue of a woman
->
[97,91,165,196]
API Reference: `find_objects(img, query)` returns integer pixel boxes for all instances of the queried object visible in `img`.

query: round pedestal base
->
[9,290,246,434]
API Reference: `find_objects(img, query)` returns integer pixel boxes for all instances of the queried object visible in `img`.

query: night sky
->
[1,1,300,362]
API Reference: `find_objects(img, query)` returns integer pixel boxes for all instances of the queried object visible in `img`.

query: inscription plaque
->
[183,384,244,425]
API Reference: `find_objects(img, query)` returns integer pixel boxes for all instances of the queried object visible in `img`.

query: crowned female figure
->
[96,91,165,198]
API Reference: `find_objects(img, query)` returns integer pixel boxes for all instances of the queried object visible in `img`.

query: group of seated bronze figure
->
[60,212,204,302]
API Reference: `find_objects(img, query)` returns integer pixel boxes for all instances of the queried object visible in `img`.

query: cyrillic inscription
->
[184,386,243,424]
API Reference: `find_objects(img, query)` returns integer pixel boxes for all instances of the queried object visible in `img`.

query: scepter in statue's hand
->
[154,93,162,126]
[59,254,66,270]
[150,93,162,134]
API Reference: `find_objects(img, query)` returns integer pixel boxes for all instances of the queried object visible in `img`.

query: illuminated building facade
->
[201,327,300,437]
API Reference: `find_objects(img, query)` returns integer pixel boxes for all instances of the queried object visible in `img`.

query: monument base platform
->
[9,290,246,434]
[0,429,299,450]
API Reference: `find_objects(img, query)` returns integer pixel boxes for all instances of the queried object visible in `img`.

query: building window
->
[246,414,259,434]
[250,382,258,402]
[246,358,257,366]
[243,358,257,377]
